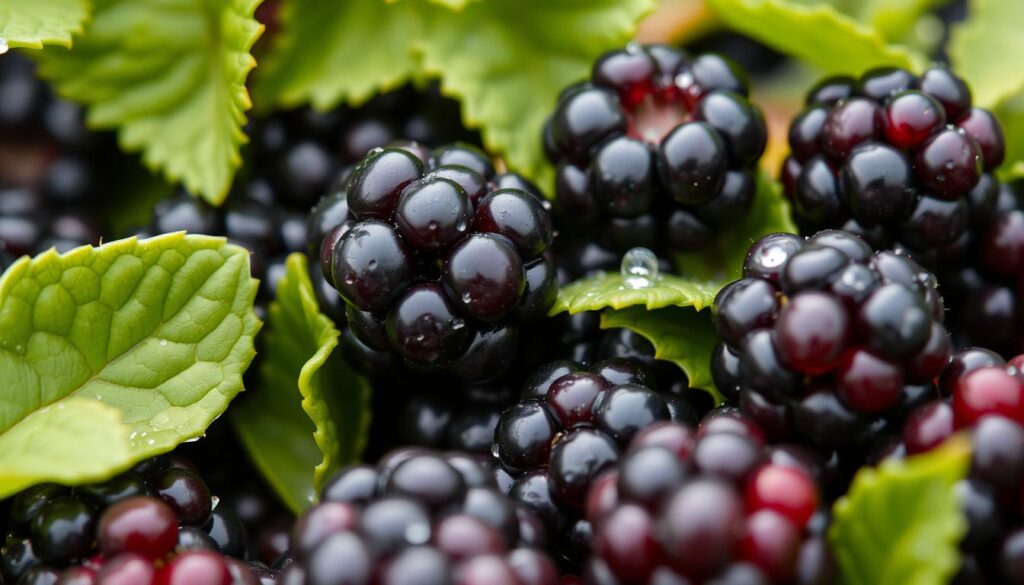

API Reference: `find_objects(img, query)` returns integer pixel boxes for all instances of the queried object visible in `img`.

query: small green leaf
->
[995,91,1024,182]
[674,172,798,285]
[254,0,423,111]
[601,306,719,402]
[34,0,263,205]
[0,0,89,49]
[706,0,925,75]
[420,0,656,191]
[552,273,719,316]
[830,437,971,585]
[232,254,371,513]
[948,0,1024,108]
[0,233,260,498]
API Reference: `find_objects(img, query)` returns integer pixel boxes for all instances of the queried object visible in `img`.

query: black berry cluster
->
[890,350,1024,583]
[492,356,699,565]
[318,142,557,381]
[545,43,767,274]
[582,418,833,584]
[282,449,558,585]
[712,230,951,450]
[0,54,115,257]
[0,455,274,585]
[781,66,1004,258]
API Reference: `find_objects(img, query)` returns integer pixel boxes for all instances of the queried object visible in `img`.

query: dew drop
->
[415,334,426,342]
[620,247,659,289]
[368,260,378,270]
[159,339,167,346]
[461,292,473,303]
[0,39,8,55]
[427,220,440,231]
[450,318,465,330]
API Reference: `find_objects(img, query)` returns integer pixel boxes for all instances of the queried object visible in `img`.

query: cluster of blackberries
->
[887,349,1024,583]
[583,418,833,584]
[318,142,557,381]
[281,449,558,585]
[0,456,274,585]
[546,43,766,275]
[0,54,114,257]
[492,356,700,565]
[712,230,950,451]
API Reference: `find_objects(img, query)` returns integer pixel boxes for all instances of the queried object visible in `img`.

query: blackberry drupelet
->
[545,44,767,270]
[582,418,833,584]
[317,142,557,381]
[284,449,558,585]
[712,230,951,455]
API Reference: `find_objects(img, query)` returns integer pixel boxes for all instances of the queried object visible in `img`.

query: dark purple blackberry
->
[291,449,557,585]
[317,142,556,381]
[713,230,950,450]
[545,44,766,268]
[492,356,701,566]
[582,418,831,584]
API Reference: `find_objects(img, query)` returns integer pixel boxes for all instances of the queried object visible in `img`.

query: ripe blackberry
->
[892,350,1024,583]
[284,448,557,585]
[782,66,1005,264]
[492,356,700,566]
[712,230,951,450]
[582,418,832,584]
[0,455,274,584]
[545,44,766,264]
[317,142,556,381]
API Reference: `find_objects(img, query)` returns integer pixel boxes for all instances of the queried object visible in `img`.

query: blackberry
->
[892,350,1024,582]
[492,356,700,566]
[286,449,557,585]
[545,44,766,269]
[713,230,951,451]
[1,455,274,584]
[317,142,556,381]
[582,419,832,584]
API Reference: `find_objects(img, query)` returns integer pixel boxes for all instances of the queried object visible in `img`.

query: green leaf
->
[995,91,1024,182]
[0,233,260,497]
[948,0,1024,108]
[254,0,423,110]
[706,0,925,75]
[850,0,951,45]
[232,254,371,513]
[419,0,655,191]
[552,273,719,316]
[829,437,971,585]
[601,306,720,402]
[674,172,798,285]
[34,0,263,205]
[0,0,89,50]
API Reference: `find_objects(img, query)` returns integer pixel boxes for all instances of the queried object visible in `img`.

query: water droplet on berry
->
[462,292,473,303]
[621,247,659,289]
[368,260,378,270]
[450,319,465,330]
[0,39,8,55]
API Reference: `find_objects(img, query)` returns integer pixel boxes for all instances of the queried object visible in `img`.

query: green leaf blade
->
[35,0,263,205]
[948,0,1024,108]
[830,438,971,585]
[0,233,260,498]
[552,273,719,316]
[601,306,720,402]
[232,254,371,513]
[0,0,89,49]
[707,0,926,75]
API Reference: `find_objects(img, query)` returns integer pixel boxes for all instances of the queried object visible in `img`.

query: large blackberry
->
[712,230,951,452]
[581,418,833,584]
[891,350,1024,583]
[282,448,558,585]
[492,356,700,566]
[318,142,557,381]
[546,44,767,269]
[0,455,275,585]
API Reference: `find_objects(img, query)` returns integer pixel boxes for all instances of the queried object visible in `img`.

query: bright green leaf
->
[0,0,89,49]
[601,306,720,402]
[830,437,971,585]
[707,0,925,75]
[420,0,655,192]
[948,0,1024,108]
[254,0,423,111]
[34,0,263,205]
[853,0,951,45]
[995,91,1024,182]
[674,172,797,285]
[0,233,260,497]
[233,254,371,513]
[551,273,719,316]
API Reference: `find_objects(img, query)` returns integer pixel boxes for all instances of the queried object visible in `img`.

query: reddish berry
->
[745,465,819,528]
